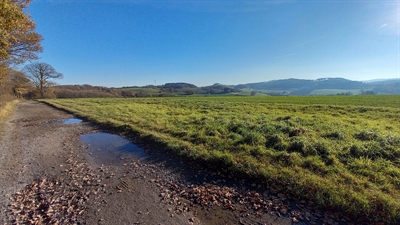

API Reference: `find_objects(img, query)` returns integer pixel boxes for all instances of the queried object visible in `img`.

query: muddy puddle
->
[42,118,82,125]
[62,118,82,124]
[80,132,147,166]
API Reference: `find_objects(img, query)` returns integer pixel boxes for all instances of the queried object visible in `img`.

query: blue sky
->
[28,0,399,87]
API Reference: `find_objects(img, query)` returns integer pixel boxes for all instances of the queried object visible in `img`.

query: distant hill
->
[235,78,363,91]
[114,78,399,97]
[368,79,400,94]
[54,84,120,98]
[363,78,399,83]
[200,83,241,94]
[234,78,400,95]
[161,82,197,89]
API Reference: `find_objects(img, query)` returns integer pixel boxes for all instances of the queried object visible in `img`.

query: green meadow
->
[42,95,400,222]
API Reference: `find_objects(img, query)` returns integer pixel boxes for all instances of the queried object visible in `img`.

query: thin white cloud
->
[374,2,399,35]
[275,52,296,59]
[379,23,388,28]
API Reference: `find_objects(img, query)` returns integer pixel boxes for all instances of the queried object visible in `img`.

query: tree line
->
[0,1,155,102]
[54,85,136,98]
[1,0,66,107]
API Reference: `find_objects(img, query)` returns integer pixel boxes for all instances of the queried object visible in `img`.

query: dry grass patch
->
[0,99,20,139]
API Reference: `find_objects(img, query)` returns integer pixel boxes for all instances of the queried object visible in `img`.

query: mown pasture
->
[42,95,400,222]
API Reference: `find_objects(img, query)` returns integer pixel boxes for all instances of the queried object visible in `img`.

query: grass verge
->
[0,99,19,139]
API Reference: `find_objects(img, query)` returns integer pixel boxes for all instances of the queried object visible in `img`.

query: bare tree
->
[23,62,63,98]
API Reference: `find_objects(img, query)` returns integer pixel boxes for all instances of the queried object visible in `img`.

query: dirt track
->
[0,101,202,224]
[0,101,323,225]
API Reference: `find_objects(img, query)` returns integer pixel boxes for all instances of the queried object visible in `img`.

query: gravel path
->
[1,101,349,225]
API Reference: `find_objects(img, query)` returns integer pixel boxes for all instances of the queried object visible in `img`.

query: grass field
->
[117,87,203,96]
[117,87,161,94]
[42,95,400,222]
[310,89,363,95]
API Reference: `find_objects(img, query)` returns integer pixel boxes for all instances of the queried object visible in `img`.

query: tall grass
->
[42,96,400,222]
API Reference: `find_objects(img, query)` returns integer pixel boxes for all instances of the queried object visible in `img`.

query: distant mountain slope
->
[114,78,399,97]
[162,82,197,89]
[364,78,400,83]
[235,78,364,91]
[234,78,400,95]
[370,79,400,94]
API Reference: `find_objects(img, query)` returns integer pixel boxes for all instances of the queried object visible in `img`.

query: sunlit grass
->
[42,95,400,222]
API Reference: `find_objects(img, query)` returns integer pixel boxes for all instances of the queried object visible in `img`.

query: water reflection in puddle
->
[43,118,82,125]
[62,118,82,124]
[80,132,147,166]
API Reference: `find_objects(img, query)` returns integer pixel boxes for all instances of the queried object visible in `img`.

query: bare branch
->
[23,62,63,98]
